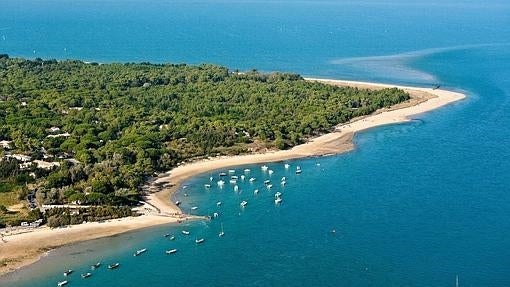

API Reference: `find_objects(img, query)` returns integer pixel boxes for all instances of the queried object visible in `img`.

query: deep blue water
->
[1,0,510,286]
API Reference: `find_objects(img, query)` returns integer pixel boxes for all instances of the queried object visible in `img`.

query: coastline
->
[0,78,465,277]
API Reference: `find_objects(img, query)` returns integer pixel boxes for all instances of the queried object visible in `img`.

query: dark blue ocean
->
[1,0,510,286]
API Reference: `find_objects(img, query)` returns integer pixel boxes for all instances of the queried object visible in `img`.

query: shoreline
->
[0,78,465,277]
[149,78,466,212]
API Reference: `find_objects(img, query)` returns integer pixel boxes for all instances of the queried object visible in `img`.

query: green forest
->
[0,55,409,226]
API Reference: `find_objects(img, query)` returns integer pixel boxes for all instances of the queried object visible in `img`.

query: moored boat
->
[63,269,73,276]
[134,248,147,256]
[195,238,205,244]
[91,262,101,270]
[240,200,248,207]
[275,197,283,204]
[249,177,256,182]
[57,280,68,287]
[108,263,120,269]
[182,230,190,235]
[81,272,92,279]
[228,169,236,173]
[244,168,250,173]
[166,249,178,255]
[284,163,290,169]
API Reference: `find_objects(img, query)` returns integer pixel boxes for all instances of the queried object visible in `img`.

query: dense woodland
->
[0,55,409,226]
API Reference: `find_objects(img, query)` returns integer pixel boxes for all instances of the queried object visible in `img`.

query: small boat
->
[244,168,250,173]
[209,176,214,181]
[57,281,68,287]
[219,172,227,177]
[169,235,175,240]
[281,177,286,181]
[228,169,236,173]
[316,163,321,166]
[219,223,225,237]
[281,181,286,186]
[166,249,178,255]
[254,189,259,194]
[295,170,302,174]
[231,175,238,180]
[234,185,239,192]
[213,212,219,218]
[264,180,271,184]
[175,201,181,206]
[284,164,290,169]
[182,230,190,235]
[182,185,188,189]
[268,170,274,175]
[195,238,205,244]
[164,233,170,237]
[240,200,248,207]
[275,192,282,198]
[240,175,245,180]
[267,184,273,189]
[217,180,225,186]
[261,165,268,171]
[108,263,120,269]
[81,272,92,279]
[249,177,256,182]
[204,184,211,188]
[217,201,222,206]
[91,262,101,270]
[134,248,147,256]
[275,197,283,204]
[229,179,237,184]
[63,269,73,276]
[191,206,198,210]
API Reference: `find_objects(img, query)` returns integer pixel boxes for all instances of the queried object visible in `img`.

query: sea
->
[1,0,509,286]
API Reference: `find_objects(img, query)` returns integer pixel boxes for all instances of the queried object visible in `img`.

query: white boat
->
[281,177,286,181]
[244,168,251,173]
[228,169,236,173]
[284,163,290,169]
[219,223,225,237]
[240,175,245,180]
[204,184,211,188]
[91,262,101,270]
[175,200,181,206]
[217,180,225,186]
[275,197,283,204]
[264,180,271,184]
[240,200,248,207]
[169,235,175,240]
[268,170,274,175]
[108,263,120,269]
[267,184,273,189]
[213,212,219,218]
[182,230,190,235]
[134,248,147,256]
[57,281,68,287]
[191,206,198,210]
[281,181,286,186]
[249,177,256,182]
[261,165,268,171]
[296,166,301,170]
[195,238,205,244]
[166,249,178,255]
[231,175,238,180]
[209,176,214,181]
[254,189,259,194]
[63,269,73,276]
[275,192,282,198]
[219,172,227,176]
[217,201,222,206]
[295,169,302,174]
[81,272,92,279]
[234,185,239,192]
[229,179,237,184]
[316,163,321,166]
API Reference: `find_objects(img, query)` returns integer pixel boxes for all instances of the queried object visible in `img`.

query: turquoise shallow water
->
[1,0,510,286]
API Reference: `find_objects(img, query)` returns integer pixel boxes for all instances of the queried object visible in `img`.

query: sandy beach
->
[0,78,465,277]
